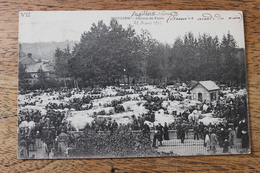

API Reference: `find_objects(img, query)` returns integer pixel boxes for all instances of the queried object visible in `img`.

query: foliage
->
[19,63,29,80]
[37,67,48,89]
[53,19,246,87]
[54,45,71,78]
[18,63,30,90]
[73,129,157,157]
[66,19,144,86]
[168,32,245,85]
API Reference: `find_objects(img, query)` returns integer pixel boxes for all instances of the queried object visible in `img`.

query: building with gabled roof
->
[19,53,38,66]
[19,52,56,85]
[190,80,220,103]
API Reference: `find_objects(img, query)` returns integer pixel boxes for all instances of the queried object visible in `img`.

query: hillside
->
[19,40,79,61]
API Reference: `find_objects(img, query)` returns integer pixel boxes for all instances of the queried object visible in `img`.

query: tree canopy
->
[54,19,246,87]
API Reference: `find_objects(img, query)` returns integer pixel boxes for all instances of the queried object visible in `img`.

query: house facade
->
[19,52,55,85]
[190,80,220,103]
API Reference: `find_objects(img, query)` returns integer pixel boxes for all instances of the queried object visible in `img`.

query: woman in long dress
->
[204,131,210,151]
[42,142,49,158]
[19,138,29,159]
[35,131,41,148]
[210,130,218,153]
[228,128,235,148]
[164,122,169,140]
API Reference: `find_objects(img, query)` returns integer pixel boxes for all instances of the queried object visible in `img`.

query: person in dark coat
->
[198,122,204,139]
[241,128,249,153]
[157,123,164,141]
[179,124,186,143]
[28,129,36,151]
[41,127,50,144]
[193,122,199,140]
[142,123,150,140]
[164,122,169,140]
[219,128,226,148]
[176,123,181,139]
[152,130,162,147]
[223,139,229,153]
[25,135,31,157]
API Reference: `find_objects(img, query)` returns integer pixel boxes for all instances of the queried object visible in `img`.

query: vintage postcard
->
[18,10,250,159]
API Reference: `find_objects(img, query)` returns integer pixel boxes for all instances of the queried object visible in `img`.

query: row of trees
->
[53,19,246,87]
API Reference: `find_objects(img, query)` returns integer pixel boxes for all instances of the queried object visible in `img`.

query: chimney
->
[28,53,32,58]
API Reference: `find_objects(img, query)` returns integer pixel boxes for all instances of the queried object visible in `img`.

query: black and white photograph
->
[18,10,250,159]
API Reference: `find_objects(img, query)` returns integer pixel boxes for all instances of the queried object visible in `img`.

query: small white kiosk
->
[190,80,220,103]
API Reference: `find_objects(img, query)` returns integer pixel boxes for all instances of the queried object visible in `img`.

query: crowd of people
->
[151,93,249,154]
[151,118,249,154]
[18,84,250,158]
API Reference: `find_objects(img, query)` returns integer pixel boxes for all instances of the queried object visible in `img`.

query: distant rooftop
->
[191,80,220,91]
[19,53,38,65]
[26,63,50,73]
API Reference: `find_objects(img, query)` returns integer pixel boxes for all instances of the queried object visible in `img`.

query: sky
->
[19,10,245,48]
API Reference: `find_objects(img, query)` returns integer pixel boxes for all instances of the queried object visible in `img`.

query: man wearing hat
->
[219,128,226,148]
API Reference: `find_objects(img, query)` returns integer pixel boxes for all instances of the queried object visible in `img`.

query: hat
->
[242,130,247,134]
[228,128,232,131]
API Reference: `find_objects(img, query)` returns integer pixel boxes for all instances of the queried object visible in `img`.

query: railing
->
[20,129,248,159]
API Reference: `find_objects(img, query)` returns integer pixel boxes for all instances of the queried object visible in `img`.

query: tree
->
[197,33,221,81]
[37,67,47,89]
[168,31,240,84]
[146,43,165,85]
[55,45,71,87]
[70,19,144,86]
[139,30,172,85]
[53,24,242,87]
[18,63,30,90]
[220,32,240,85]
[19,63,28,80]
